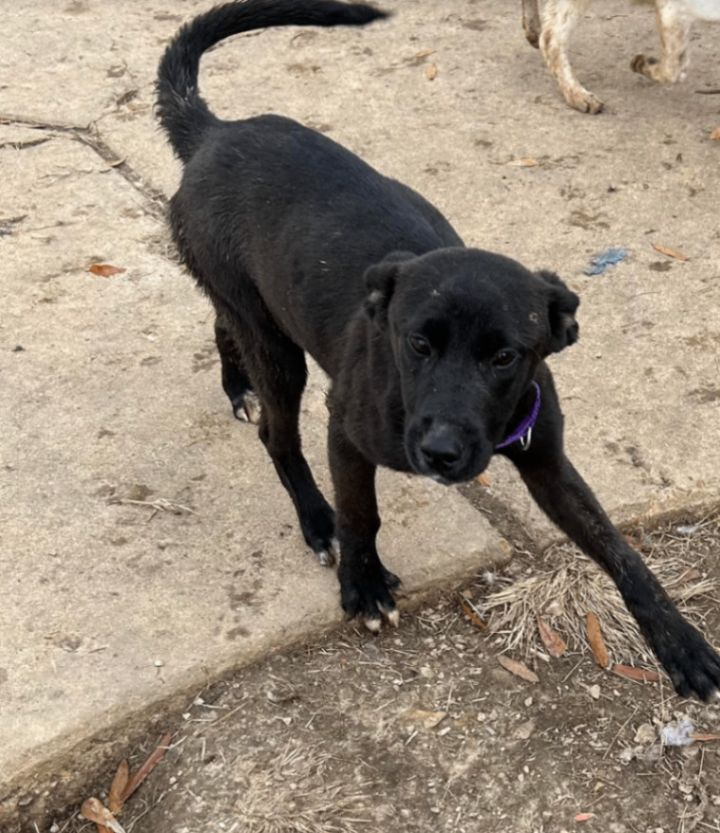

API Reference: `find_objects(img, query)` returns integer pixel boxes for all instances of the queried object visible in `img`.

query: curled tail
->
[156,0,388,163]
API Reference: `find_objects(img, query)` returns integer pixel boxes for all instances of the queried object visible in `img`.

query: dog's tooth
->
[364,617,382,633]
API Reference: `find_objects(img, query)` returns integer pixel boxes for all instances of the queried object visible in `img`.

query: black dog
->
[157,0,720,699]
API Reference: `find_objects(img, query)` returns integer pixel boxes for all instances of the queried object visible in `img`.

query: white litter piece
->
[661,718,695,747]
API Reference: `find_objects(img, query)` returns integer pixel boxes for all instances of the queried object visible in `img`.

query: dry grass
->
[234,744,375,833]
[473,513,720,665]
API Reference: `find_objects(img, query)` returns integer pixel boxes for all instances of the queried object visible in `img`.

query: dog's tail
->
[156,0,388,163]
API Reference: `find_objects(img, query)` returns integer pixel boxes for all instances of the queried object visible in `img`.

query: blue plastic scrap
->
[583,247,628,276]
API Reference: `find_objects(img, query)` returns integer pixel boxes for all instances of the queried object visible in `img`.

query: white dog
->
[522,0,720,113]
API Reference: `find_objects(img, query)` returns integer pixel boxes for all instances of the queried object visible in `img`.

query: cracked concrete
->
[1,0,719,828]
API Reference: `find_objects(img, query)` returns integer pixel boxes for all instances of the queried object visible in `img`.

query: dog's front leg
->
[503,386,720,699]
[540,0,605,114]
[328,413,401,631]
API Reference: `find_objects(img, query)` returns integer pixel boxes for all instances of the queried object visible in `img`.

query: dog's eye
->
[492,349,518,369]
[408,333,432,357]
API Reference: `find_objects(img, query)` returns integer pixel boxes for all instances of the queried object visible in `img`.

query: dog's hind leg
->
[502,373,720,701]
[214,315,261,423]
[522,0,542,47]
[328,412,401,631]
[631,1,693,83]
[233,318,337,566]
[540,0,604,113]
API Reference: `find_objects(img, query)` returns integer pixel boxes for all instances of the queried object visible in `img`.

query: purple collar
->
[495,381,541,451]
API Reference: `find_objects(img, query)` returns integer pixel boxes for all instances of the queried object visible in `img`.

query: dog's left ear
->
[536,270,580,353]
[364,251,416,324]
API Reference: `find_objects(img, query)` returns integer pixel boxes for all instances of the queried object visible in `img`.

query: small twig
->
[124,790,168,833]
[121,733,173,802]
[561,658,584,683]
[109,498,196,515]
[196,702,245,733]
[602,705,639,760]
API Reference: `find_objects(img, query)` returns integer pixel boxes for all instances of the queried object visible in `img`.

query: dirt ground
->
[3,0,720,829]
[53,511,720,833]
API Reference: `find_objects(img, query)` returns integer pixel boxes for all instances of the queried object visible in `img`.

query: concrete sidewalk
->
[1,0,719,828]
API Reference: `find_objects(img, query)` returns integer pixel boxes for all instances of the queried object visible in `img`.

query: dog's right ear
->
[364,251,415,324]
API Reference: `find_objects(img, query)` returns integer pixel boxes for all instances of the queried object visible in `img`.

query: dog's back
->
[159,1,462,368]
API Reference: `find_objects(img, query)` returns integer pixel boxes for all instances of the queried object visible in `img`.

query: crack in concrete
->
[0,136,51,151]
[0,114,168,221]
[459,481,538,555]
[79,128,168,220]
[0,215,28,237]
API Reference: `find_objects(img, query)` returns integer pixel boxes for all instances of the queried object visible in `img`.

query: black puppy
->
[157,0,720,699]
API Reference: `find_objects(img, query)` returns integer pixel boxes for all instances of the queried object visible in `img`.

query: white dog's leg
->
[631,0,694,83]
[522,0,542,47]
[540,0,603,113]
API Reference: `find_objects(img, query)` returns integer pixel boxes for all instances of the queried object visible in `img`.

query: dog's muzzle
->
[408,420,486,483]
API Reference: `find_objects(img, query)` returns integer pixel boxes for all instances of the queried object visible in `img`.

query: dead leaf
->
[497,655,539,684]
[108,760,129,815]
[612,663,660,683]
[710,127,720,141]
[460,598,487,630]
[507,158,538,167]
[475,472,492,487]
[691,732,720,742]
[88,263,126,277]
[413,48,435,60]
[575,812,595,822]
[401,708,447,730]
[80,799,126,833]
[121,732,173,801]
[536,617,567,658]
[425,63,438,81]
[80,798,107,825]
[651,243,688,262]
[586,612,610,669]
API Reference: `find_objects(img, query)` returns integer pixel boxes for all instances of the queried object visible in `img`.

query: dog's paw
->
[653,620,720,701]
[564,86,604,115]
[231,390,261,424]
[315,537,338,568]
[631,53,656,77]
[523,23,540,49]
[631,53,684,84]
[301,503,337,568]
[340,558,401,631]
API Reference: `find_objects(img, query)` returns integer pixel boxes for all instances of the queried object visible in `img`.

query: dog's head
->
[364,248,579,483]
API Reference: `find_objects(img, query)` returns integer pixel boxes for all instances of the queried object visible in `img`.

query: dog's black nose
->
[419,428,463,473]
